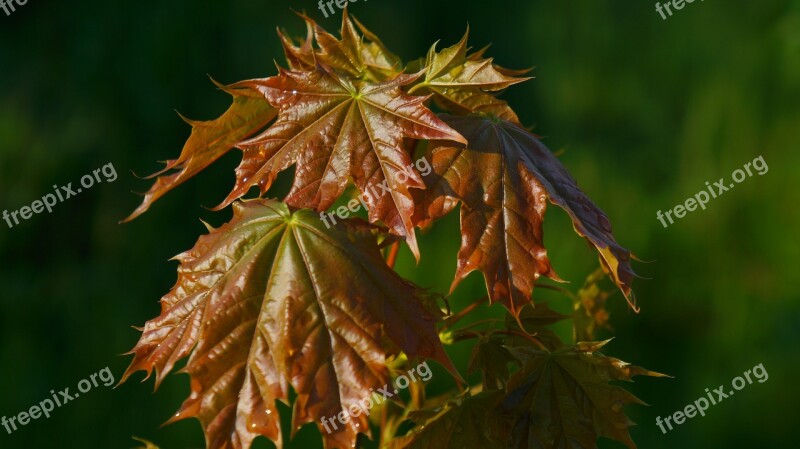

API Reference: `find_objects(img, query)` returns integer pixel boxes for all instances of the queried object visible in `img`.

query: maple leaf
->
[464,302,569,390]
[217,66,466,259]
[278,20,316,71]
[415,114,637,317]
[504,302,571,351]
[292,9,402,82]
[408,29,529,123]
[468,336,516,390]
[124,81,276,222]
[491,341,667,449]
[388,391,504,449]
[467,44,533,77]
[120,199,457,449]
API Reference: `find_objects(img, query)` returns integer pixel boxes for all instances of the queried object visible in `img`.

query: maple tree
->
[121,9,665,449]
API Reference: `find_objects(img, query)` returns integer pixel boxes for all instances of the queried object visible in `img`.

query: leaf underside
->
[416,114,636,318]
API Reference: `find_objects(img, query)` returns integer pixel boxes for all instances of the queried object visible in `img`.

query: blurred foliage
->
[1,1,798,448]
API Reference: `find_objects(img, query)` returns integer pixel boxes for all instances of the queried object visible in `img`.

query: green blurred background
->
[1,0,798,448]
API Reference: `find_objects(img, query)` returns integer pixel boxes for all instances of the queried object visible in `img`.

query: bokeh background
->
[1,0,799,448]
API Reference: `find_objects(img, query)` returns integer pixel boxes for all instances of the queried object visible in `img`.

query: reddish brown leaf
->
[123,82,276,222]
[304,9,402,81]
[218,67,466,259]
[121,199,457,449]
[416,114,637,317]
[431,89,521,124]
[278,21,316,71]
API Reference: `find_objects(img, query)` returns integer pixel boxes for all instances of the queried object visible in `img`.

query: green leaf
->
[389,392,504,449]
[468,336,516,390]
[505,302,570,350]
[411,29,529,123]
[492,341,667,449]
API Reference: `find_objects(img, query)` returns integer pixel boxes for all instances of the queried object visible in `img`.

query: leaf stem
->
[386,241,400,268]
[442,295,489,330]
[493,330,549,351]
[407,82,428,95]
[449,318,504,334]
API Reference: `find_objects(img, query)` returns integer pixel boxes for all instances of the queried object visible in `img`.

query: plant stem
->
[442,295,489,330]
[386,241,400,268]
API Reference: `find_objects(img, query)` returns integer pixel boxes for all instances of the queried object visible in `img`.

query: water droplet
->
[265,409,272,415]
[292,90,298,95]
[251,423,257,429]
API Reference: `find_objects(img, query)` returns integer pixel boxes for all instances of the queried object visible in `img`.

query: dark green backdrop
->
[1,0,798,448]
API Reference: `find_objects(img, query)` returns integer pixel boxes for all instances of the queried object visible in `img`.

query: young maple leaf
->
[120,199,458,449]
[467,302,571,391]
[124,82,276,222]
[468,337,516,390]
[278,10,401,82]
[278,20,316,71]
[491,341,667,449]
[408,29,530,123]
[415,114,637,318]
[217,67,466,259]
[311,9,402,81]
